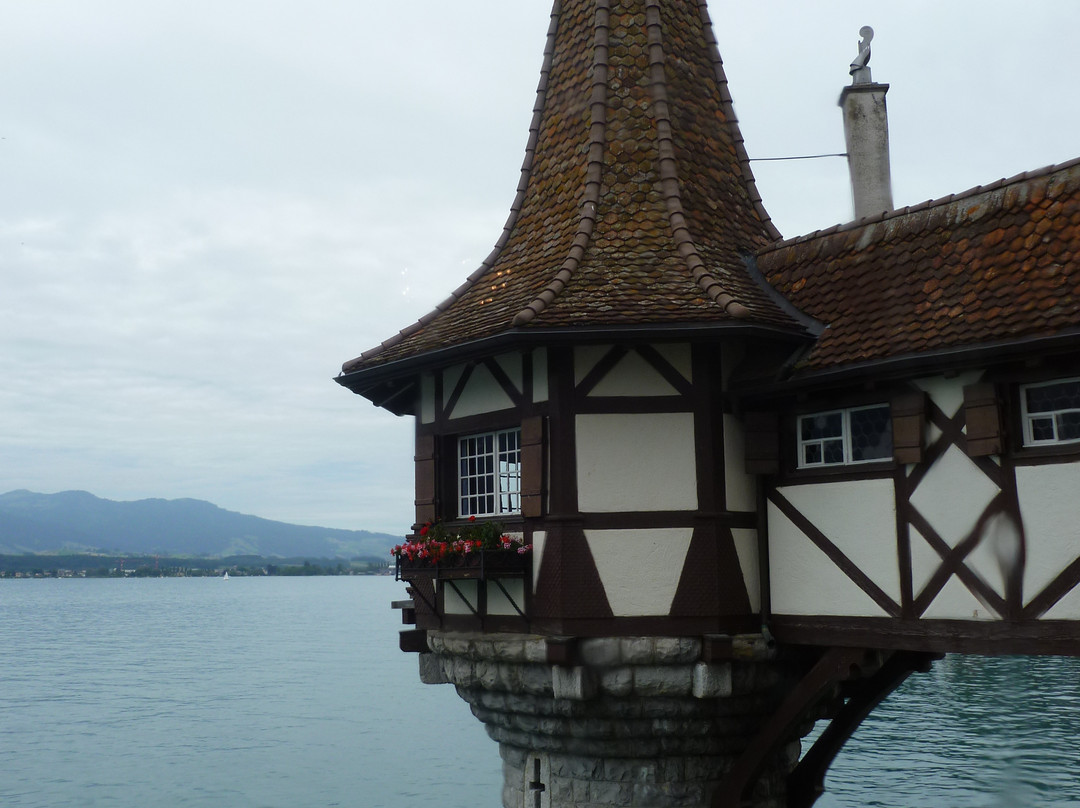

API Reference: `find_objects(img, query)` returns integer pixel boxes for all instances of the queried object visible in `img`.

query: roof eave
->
[735,327,1080,399]
[337,319,818,412]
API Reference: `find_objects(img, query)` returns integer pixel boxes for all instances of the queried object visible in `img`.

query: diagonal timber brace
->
[712,646,938,808]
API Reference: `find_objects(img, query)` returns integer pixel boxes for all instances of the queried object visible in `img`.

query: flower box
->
[396,548,531,581]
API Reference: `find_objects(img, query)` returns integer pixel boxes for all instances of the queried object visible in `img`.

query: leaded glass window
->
[1022,379,1080,446]
[797,405,892,468]
[459,428,522,517]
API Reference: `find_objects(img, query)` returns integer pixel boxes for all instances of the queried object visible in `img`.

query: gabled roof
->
[342,0,811,376]
[758,158,1080,380]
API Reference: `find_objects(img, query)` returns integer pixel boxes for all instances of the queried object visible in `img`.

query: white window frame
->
[797,404,892,468]
[458,427,522,517]
[1021,377,1080,447]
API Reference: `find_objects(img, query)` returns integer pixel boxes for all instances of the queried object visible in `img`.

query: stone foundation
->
[419,632,809,808]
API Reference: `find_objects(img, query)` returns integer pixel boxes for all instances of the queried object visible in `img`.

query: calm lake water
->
[2,577,1079,807]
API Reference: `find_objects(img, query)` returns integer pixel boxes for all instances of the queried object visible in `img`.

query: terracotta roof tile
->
[758,158,1080,374]
[343,0,801,374]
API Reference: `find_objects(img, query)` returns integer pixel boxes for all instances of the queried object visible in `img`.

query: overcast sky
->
[3,1,1078,535]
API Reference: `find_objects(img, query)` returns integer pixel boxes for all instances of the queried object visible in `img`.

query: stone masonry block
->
[589,780,634,804]
[493,638,525,661]
[549,774,574,801]
[684,755,730,781]
[579,637,622,666]
[632,781,708,807]
[633,665,693,696]
[654,636,702,664]
[553,665,597,700]
[692,662,732,698]
[549,753,603,780]
[476,659,498,689]
[620,636,656,664]
[520,663,554,695]
[573,777,590,803]
[501,783,523,808]
[599,666,633,696]
[450,656,477,687]
[417,653,449,685]
[499,743,529,768]
[604,758,657,783]
[524,638,549,663]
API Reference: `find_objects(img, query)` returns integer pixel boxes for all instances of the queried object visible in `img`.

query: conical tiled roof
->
[343,0,806,374]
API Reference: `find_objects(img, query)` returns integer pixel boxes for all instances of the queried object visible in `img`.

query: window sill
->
[779,460,897,486]
[1012,442,1080,465]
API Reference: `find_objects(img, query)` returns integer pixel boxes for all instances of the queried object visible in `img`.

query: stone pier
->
[419,632,814,808]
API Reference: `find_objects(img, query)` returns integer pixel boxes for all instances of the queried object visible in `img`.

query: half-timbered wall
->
[764,364,1080,653]
[531,342,759,632]
[412,340,763,636]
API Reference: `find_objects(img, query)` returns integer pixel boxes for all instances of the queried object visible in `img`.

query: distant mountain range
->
[0,490,401,560]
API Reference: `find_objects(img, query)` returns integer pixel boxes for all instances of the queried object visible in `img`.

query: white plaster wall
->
[777,479,900,602]
[574,345,610,385]
[531,530,546,592]
[585,528,693,616]
[912,370,983,418]
[921,576,997,620]
[450,363,514,419]
[495,352,523,395]
[909,445,999,548]
[909,524,941,597]
[487,579,526,616]
[576,412,698,512]
[724,414,756,512]
[768,500,891,617]
[589,350,679,397]
[1017,462,1080,609]
[443,580,478,615]
[653,343,692,382]
[732,528,760,613]
[1043,583,1080,620]
[420,373,435,424]
[533,348,549,402]
[965,511,1022,600]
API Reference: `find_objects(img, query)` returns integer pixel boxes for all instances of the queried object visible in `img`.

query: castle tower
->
[338,2,820,805]
[336,2,1080,806]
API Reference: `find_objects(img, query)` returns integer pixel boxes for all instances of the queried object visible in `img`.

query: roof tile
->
[758,159,1080,373]
[343,0,798,374]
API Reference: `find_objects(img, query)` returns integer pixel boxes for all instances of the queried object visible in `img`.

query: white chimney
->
[839,26,893,219]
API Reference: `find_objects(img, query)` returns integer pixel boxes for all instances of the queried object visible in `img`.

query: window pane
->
[1027,380,1080,414]
[459,427,523,517]
[1031,416,1055,442]
[801,412,842,440]
[823,438,844,464]
[850,405,892,461]
[803,444,822,465]
[1058,411,1080,441]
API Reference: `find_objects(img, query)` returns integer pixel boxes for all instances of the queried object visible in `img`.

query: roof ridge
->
[342,0,806,375]
[513,0,610,327]
[757,154,1080,257]
[347,5,563,368]
[650,0,748,318]
[695,0,782,243]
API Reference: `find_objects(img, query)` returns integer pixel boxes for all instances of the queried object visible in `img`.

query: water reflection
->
[813,655,1080,807]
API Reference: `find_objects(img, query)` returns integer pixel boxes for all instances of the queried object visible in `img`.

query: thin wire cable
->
[749,152,848,162]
